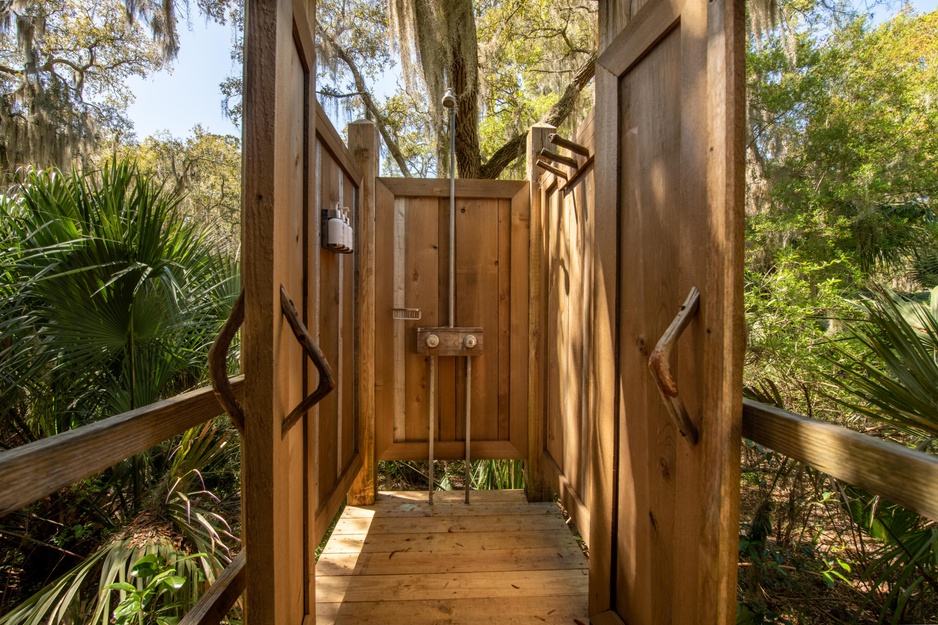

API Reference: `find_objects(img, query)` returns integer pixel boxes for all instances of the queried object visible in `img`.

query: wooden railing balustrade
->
[0,379,247,625]
[742,399,938,522]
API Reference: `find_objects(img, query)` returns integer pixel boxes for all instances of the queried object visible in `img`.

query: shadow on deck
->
[316,490,589,624]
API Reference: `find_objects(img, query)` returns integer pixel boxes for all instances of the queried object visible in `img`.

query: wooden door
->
[373,179,530,462]
[590,0,745,623]
[241,0,320,623]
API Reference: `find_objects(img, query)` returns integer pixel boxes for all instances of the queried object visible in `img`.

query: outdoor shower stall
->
[4,0,934,623]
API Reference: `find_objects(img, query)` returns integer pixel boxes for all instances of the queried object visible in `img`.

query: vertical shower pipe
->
[442,89,471,504]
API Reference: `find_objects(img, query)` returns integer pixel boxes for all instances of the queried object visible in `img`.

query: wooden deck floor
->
[315,490,589,624]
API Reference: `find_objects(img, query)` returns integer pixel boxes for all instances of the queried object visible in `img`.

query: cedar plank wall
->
[372,180,530,462]
[536,111,595,548]
[312,103,364,544]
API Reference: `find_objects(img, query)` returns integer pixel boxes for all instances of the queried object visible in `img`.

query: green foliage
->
[106,554,199,625]
[0,159,240,622]
[829,286,938,440]
[0,158,239,438]
[748,9,938,284]
[0,0,165,174]
[115,126,243,253]
[471,460,525,491]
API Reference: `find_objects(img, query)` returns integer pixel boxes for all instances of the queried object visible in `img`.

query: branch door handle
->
[648,287,700,445]
[209,289,245,434]
[280,285,335,436]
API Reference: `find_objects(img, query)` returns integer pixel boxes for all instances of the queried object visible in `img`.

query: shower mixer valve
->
[416,327,483,356]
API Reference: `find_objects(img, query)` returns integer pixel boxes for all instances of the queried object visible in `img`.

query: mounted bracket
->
[416,327,483,357]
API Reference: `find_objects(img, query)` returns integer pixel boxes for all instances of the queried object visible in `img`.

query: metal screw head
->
[426,334,440,348]
[463,334,477,349]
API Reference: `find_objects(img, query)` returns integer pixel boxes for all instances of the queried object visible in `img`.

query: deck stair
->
[316,490,589,624]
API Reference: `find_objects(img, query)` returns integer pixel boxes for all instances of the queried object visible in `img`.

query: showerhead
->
[442,88,456,109]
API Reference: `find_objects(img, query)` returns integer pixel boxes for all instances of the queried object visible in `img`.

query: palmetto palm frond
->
[828,285,938,440]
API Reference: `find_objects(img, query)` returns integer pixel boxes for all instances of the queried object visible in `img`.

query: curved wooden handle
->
[280,285,335,436]
[209,289,246,434]
[648,287,700,445]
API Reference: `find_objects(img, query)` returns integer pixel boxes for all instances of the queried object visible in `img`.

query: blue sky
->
[125,18,240,140]
[124,1,938,141]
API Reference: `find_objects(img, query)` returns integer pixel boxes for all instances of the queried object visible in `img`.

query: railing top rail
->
[0,377,244,517]
[742,398,938,522]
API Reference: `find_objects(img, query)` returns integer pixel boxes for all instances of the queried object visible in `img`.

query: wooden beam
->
[315,102,364,183]
[179,551,246,625]
[548,133,591,157]
[743,399,938,521]
[0,379,244,518]
[377,178,526,199]
[347,120,379,507]
[525,122,555,502]
[535,159,568,180]
[538,148,579,170]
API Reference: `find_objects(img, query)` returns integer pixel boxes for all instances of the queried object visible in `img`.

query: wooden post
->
[525,122,554,502]
[241,1,318,623]
[347,119,378,506]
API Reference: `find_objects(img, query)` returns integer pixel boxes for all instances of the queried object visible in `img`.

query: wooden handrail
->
[0,377,245,517]
[742,398,938,521]
[179,551,246,625]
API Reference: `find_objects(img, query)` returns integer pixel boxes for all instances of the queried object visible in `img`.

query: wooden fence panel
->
[373,180,529,462]
[312,106,363,543]
[535,112,595,546]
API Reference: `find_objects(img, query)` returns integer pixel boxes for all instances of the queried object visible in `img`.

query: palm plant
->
[829,285,938,623]
[0,160,241,624]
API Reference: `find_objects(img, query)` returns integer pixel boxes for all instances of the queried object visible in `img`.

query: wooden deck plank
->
[317,547,587,576]
[331,513,569,535]
[316,490,588,624]
[317,596,588,625]
[322,529,579,555]
[379,489,528,503]
[341,502,560,518]
[318,569,588,602]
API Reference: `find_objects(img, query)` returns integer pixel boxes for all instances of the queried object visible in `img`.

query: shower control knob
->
[463,334,478,349]
[426,334,440,348]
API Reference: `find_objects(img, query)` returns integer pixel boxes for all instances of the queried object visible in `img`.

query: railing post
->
[348,119,379,506]
[526,122,554,502]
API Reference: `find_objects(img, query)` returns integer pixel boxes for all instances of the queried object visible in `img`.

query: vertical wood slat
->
[589,0,746,622]
[373,182,529,462]
[525,123,556,502]
[538,110,595,544]
[348,120,379,506]
[404,198,441,443]
[509,186,530,459]
[241,0,313,621]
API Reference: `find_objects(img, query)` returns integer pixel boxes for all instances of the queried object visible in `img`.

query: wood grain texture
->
[743,400,938,521]
[241,0,313,621]
[347,120,379,506]
[525,123,556,502]
[589,0,745,622]
[0,379,243,518]
[178,551,246,625]
[315,101,364,183]
[315,490,588,625]
[378,178,526,199]
[589,62,619,620]
[374,184,529,461]
[538,112,595,546]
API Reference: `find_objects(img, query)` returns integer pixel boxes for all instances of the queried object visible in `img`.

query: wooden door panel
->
[591,0,745,622]
[242,1,317,623]
[374,181,529,462]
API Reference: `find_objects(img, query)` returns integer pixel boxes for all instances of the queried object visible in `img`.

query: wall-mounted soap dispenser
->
[322,206,354,254]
